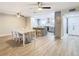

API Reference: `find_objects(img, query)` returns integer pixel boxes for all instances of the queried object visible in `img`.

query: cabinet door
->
[68,16,79,35]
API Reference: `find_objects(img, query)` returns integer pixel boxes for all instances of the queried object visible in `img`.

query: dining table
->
[16,29,36,47]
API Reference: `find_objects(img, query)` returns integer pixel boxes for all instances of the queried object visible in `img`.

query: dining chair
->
[17,32,23,42]
[24,31,36,43]
[11,31,22,43]
[11,31,17,41]
[25,32,32,43]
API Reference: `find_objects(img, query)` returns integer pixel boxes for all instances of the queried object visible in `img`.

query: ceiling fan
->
[37,2,51,9]
[30,2,51,10]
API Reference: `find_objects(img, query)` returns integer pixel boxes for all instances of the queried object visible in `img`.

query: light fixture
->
[38,7,42,11]
[17,12,21,18]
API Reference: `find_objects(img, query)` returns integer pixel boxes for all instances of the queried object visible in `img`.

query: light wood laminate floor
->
[0,33,79,56]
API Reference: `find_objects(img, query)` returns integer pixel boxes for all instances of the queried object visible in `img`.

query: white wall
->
[0,13,31,36]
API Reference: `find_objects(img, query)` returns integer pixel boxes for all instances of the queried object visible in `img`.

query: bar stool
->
[37,30,43,37]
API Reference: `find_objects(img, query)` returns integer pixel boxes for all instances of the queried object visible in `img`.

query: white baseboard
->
[61,34,68,39]
[0,34,11,37]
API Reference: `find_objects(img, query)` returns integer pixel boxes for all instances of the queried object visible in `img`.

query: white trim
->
[61,34,68,39]
[0,34,11,37]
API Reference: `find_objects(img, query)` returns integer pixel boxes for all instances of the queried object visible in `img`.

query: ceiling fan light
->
[38,7,42,11]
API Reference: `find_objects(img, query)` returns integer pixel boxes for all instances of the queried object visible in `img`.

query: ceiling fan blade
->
[41,7,51,9]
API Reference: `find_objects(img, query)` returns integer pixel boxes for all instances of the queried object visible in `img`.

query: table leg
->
[23,34,25,47]
[34,31,36,39]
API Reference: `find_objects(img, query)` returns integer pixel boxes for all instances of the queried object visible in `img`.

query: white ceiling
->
[0,2,79,17]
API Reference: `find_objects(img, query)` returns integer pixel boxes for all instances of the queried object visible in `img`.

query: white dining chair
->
[24,31,36,43]
[11,31,22,43]
[11,31,17,41]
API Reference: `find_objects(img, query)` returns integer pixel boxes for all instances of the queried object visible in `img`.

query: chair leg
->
[18,38,21,43]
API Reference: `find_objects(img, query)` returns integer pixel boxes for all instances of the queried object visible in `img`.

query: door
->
[68,16,79,35]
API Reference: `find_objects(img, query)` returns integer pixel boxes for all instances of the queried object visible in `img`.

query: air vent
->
[69,8,76,12]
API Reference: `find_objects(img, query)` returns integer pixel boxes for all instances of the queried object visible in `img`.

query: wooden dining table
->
[16,29,36,47]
